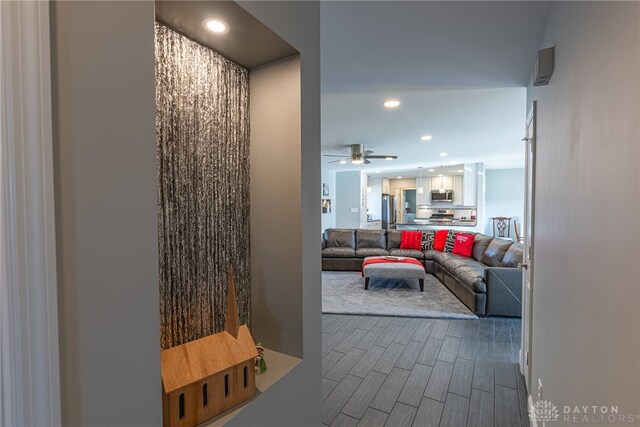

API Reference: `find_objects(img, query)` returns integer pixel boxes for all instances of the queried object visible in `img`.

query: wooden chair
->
[491,217,512,238]
[514,221,524,243]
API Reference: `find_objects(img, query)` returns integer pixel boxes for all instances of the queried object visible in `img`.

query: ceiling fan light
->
[385,156,394,161]
[352,158,364,165]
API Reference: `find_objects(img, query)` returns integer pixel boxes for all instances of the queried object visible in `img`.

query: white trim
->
[0,1,61,426]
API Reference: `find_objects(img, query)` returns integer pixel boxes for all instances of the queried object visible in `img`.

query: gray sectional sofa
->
[321,228,523,317]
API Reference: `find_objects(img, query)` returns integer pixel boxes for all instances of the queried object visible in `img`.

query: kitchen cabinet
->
[416,177,430,205]
[431,175,454,191]
[382,178,390,194]
[453,175,463,205]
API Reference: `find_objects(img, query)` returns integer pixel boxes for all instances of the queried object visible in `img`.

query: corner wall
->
[249,55,303,358]
[527,2,639,421]
[234,2,321,426]
[50,1,161,425]
[483,168,524,238]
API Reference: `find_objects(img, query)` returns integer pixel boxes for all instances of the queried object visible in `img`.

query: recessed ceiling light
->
[420,135,433,141]
[397,176,402,179]
[457,169,464,173]
[439,152,448,157]
[203,18,229,34]
[339,159,347,164]
[428,169,435,172]
[383,99,400,109]
[438,174,444,177]
[385,156,394,161]
[374,170,381,173]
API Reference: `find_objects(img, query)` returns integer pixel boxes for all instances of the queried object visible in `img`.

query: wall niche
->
[155,22,250,350]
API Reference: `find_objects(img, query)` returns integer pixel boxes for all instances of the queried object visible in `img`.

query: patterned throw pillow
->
[444,230,458,253]
[421,230,436,251]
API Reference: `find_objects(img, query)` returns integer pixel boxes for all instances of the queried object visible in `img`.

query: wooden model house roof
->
[161,268,258,394]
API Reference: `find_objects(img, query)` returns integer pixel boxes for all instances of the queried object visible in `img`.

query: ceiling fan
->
[323,144,398,165]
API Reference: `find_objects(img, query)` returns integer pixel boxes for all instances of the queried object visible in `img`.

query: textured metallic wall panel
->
[155,23,250,350]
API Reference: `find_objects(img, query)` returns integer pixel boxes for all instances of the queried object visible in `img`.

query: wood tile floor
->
[322,315,530,427]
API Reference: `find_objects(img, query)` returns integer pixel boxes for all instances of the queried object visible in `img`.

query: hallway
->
[322,315,529,426]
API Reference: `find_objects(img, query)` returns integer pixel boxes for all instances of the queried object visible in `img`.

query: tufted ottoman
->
[362,256,426,291]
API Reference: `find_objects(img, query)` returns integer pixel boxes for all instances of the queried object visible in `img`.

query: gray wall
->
[321,168,336,231]
[50,1,161,425]
[335,171,361,228]
[249,55,303,357]
[233,1,322,426]
[527,2,639,422]
[483,168,524,238]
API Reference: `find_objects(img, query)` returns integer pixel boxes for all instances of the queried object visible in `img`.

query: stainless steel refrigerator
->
[381,194,396,229]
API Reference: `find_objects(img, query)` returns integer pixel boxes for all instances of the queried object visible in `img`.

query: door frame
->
[0,1,61,425]
[521,101,536,389]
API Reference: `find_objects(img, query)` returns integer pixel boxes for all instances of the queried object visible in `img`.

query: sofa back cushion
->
[502,242,524,267]
[472,234,493,262]
[356,229,386,249]
[387,230,402,250]
[324,229,355,248]
[482,238,514,267]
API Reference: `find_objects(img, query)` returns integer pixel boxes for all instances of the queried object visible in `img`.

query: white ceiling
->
[320,1,551,173]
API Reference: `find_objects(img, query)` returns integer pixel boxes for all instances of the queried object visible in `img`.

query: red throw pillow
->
[400,231,422,250]
[452,233,474,257]
[433,230,448,251]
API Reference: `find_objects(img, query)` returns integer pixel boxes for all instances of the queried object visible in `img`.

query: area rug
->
[322,271,477,319]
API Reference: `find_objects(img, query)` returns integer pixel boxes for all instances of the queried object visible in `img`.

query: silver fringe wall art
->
[155,23,250,350]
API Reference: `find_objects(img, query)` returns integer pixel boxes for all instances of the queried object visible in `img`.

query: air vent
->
[533,46,555,86]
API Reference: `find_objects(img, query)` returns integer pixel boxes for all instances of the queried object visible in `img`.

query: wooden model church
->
[161,271,258,427]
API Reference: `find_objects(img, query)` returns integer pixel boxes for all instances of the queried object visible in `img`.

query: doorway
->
[521,101,536,389]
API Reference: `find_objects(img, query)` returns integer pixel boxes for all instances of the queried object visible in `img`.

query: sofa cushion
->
[472,234,493,262]
[356,229,386,249]
[324,229,355,248]
[502,243,524,268]
[400,230,422,250]
[356,248,389,258]
[455,265,487,293]
[421,230,436,250]
[482,238,514,267]
[452,233,474,257]
[387,230,402,250]
[442,254,483,273]
[322,247,356,258]
[389,248,425,260]
[433,230,448,251]
[424,250,449,264]
[444,230,457,253]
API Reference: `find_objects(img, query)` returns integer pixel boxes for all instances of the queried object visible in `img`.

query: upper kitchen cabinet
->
[416,177,430,205]
[453,175,463,204]
[382,178,390,194]
[431,175,453,191]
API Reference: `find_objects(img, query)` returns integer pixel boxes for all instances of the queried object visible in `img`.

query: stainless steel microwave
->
[431,189,454,202]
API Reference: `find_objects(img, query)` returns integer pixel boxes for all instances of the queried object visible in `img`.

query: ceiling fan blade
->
[323,154,348,157]
[365,155,397,160]
[327,159,346,164]
[364,159,371,164]
[363,150,374,156]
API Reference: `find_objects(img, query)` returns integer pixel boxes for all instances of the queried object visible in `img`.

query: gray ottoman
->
[362,256,426,291]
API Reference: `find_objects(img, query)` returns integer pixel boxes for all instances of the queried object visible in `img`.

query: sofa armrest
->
[321,239,326,250]
[484,267,522,317]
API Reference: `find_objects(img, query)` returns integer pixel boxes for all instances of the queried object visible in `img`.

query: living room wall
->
[483,168,524,238]
[155,23,251,350]
[527,2,639,421]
